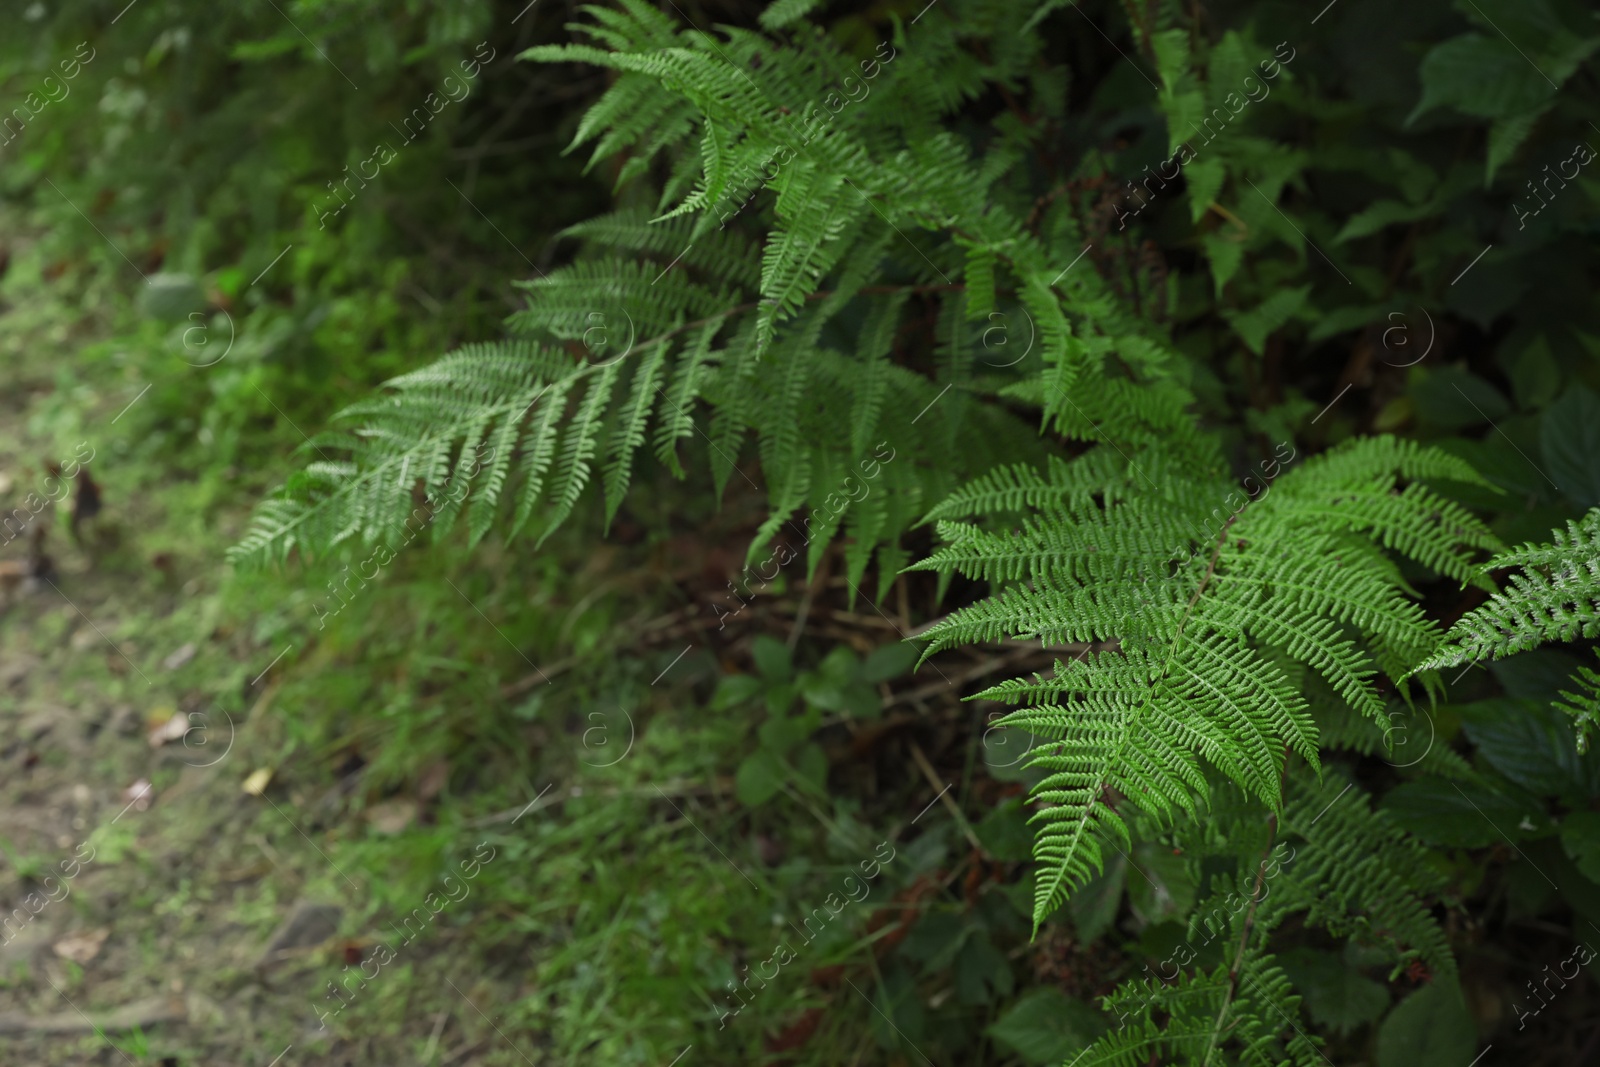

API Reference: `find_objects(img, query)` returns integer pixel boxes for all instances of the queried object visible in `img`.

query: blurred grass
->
[0,202,960,1065]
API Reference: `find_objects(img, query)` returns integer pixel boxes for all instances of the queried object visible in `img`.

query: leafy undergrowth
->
[0,224,1095,1066]
[7,0,1600,1064]
[9,234,1600,1065]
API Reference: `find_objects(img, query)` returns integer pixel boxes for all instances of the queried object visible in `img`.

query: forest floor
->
[0,251,479,1066]
[0,222,674,1066]
[0,239,1028,1067]
[1,174,1136,1063]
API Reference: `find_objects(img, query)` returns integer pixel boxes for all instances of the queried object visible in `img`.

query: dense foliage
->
[226,0,1600,1061]
[5,0,1600,1064]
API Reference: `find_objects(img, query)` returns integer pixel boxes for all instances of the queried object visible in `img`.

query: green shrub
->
[219,0,1600,1061]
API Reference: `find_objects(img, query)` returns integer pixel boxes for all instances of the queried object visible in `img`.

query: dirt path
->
[0,288,475,1067]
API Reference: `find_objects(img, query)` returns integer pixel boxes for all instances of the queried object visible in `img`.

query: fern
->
[1091,952,1321,1067]
[233,0,1178,579]
[1412,507,1600,749]
[217,0,1520,1058]
[1418,507,1600,668]
[1086,770,1450,1065]
[917,436,1497,927]
[1558,652,1600,751]
[1274,772,1453,979]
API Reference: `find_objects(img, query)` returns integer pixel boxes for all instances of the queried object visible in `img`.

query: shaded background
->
[1,0,1599,1064]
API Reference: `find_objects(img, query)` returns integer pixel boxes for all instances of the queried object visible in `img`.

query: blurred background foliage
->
[0,0,1598,1065]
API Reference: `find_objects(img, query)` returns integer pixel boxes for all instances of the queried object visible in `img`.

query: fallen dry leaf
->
[255,901,342,969]
[161,642,197,670]
[364,799,415,834]
[147,710,190,748]
[122,778,153,811]
[53,928,109,963]
[0,995,184,1035]
[241,767,273,796]
[417,760,450,803]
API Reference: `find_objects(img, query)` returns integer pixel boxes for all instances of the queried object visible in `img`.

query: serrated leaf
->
[1540,384,1600,510]
[1460,697,1600,805]
[1487,106,1550,184]
[1224,285,1311,355]
[1279,947,1389,1035]
[1068,854,1126,942]
[1410,35,1555,123]
[988,988,1108,1065]
[1376,978,1476,1067]
[1381,777,1544,847]
[1561,810,1600,883]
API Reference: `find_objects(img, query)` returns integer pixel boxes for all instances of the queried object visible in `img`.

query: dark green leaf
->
[711,674,762,710]
[736,750,785,807]
[1540,385,1600,510]
[1410,35,1554,122]
[1381,776,1548,847]
[1376,978,1476,1067]
[954,928,1014,1004]
[975,798,1034,863]
[751,635,793,682]
[1069,854,1126,942]
[1128,842,1197,924]
[1461,698,1600,804]
[1490,648,1584,702]
[793,741,828,794]
[1279,947,1389,1035]
[859,641,919,684]
[1561,810,1600,883]
[1409,366,1511,431]
[988,988,1109,1065]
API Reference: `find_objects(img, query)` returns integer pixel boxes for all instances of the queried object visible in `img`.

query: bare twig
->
[468,779,733,827]
[908,741,986,855]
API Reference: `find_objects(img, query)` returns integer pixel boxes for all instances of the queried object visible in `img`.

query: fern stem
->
[1164,512,1237,667]
[1202,812,1279,1067]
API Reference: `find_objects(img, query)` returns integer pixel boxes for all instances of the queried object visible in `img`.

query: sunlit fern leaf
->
[653,317,725,478]
[510,259,737,341]
[1417,508,1600,671]
[538,359,624,545]
[509,376,574,540]
[1558,652,1600,751]
[658,120,733,223]
[757,169,862,350]
[560,209,762,291]
[918,436,1489,927]
[921,450,1133,524]
[604,342,670,530]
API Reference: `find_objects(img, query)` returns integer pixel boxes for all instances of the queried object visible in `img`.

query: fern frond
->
[921,436,1484,926]
[1417,508,1600,670]
[1557,651,1600,750]
[1088,947,1321,1067]
[1279,772,1455,977]
[604,342,670,529]
[993,647,1211,926]
[920,450,1134,524]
